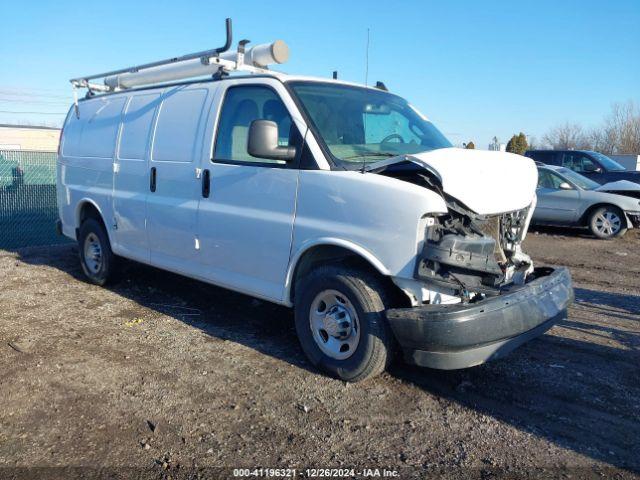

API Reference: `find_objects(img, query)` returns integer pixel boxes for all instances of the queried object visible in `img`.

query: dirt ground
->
[0,227,638,479]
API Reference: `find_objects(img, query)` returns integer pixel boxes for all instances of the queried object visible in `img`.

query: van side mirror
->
[247,120,296,161]
[558,182,573,190]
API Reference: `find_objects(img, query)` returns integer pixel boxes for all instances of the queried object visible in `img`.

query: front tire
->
[294,265,394,382]
[588,206,627,239]
[78,217,116,285]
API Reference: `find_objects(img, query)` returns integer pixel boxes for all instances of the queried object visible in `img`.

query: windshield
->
[557,167,601,190]
[589,151,626,171]
[289,82,452,168]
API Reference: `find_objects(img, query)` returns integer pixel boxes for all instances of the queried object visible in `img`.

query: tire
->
[588,206,627,239]
[294,265,394,382]
[78,217,116,285]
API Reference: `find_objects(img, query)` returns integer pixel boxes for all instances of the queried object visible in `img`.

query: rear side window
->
[213,86,294,165]
[119,93,160,160]
[152,88,208,163]
[62,97,126,158]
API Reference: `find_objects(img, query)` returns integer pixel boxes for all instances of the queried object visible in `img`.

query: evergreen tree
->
[506,132,528,155]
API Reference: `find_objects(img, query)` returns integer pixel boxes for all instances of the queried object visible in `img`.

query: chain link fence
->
[0,149,71,249]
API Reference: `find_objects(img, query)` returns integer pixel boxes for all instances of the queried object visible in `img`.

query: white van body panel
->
[195,161,299,300]
[58,96,126,244]
[290,170,448,276]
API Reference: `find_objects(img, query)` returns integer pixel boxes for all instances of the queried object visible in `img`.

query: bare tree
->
[542,101,640,154]
[585,127,614,154]
[542,122,591,150]
[600,101,640,154]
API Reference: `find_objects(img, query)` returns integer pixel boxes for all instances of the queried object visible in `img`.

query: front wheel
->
[294,265,394,382]
[589,206,627,239]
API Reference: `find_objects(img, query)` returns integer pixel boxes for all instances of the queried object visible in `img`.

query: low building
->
[0,124,61,152]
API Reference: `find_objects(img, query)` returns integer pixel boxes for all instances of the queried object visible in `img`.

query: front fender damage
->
[373,156,536,304]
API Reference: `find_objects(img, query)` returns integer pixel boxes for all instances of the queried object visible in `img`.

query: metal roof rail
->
[70,18,233,100]
[71,18,233,87]
[68,19,289,116]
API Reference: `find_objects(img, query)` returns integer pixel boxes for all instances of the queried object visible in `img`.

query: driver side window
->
[561,153,597,173]
[213,86,295,165]
[538,170,566,189]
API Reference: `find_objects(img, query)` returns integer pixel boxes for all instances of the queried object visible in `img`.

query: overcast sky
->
[1,0,639,148]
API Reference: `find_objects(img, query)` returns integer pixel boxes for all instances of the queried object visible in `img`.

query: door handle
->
[150,167,157,192]
[202,169,210,198]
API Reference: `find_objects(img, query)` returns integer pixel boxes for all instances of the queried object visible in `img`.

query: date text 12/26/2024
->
[233,468,400,478]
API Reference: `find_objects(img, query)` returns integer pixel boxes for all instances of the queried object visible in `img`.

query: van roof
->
[281,74,385,90]
[77,72,387,102]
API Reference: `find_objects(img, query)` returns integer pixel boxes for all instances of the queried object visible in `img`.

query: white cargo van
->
[57,21,573,381]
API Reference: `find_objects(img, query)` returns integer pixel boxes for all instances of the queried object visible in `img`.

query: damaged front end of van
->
[369,149,574,370]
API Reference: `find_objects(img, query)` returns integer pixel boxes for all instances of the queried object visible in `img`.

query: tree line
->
[463,100,640,155]
[541,101,640,154]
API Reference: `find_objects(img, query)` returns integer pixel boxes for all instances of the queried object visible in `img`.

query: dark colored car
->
[525,150,640,185]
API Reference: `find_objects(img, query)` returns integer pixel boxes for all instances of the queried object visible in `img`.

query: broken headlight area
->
[417,201,533,299]
[627,212,640,228]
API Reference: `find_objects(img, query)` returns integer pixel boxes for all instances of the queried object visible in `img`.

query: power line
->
[0,98,71,106]
[0,86,70,95]
[0,91,71,100]
[0,110,67,115]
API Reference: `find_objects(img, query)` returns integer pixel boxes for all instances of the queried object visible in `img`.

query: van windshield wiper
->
[341,152,398,161]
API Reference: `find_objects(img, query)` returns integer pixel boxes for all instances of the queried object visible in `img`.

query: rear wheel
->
[294,265,394,382]
[78,217,116,285]
[589,206,627,239]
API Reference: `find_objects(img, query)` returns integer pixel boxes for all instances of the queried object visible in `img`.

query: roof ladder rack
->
[69,18,290,114]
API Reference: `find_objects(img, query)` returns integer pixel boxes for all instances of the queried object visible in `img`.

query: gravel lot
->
[0,228,638,479]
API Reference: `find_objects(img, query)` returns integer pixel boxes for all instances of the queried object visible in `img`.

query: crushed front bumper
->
[385,267,573,370]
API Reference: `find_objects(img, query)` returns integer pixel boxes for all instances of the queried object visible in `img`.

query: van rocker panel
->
[385,267,573,369]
